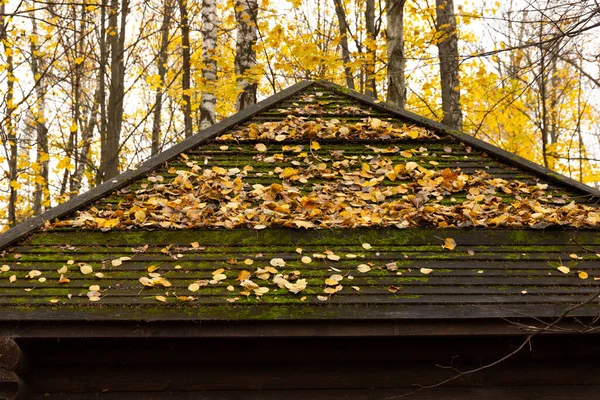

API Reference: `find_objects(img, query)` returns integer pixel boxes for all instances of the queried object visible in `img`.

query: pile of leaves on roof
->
[48,118,600,231]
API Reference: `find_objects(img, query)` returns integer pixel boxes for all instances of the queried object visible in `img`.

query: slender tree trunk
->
[435,0,462,129]
[1,4,17,226]
[69,5,88,194]
[102,0,128,180]
[539,39,549,168]
[364,0,377,98]
[29,15,49,215]
[96,0,108,185]
[200,0,217,129]
[333,0,355,90]
[386,0,406,108]
[179,0,192,138]
[152,0,173,155]
[71,87,100,196]
[234,0,258,111]
[61,5,82,196]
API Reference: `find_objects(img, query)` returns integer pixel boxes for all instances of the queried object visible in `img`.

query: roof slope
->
[0,81,599,329]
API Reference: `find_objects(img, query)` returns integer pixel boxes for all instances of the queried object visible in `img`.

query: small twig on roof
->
[571,238,598,253]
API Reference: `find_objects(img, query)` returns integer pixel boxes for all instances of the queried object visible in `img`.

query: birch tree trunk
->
[199,0,217,130]
[385,0,406,108]
[435,0,462,129]
[179,0,192,138]
[333,0,355,91]
[234,0,258,112]
[152,0,173,154]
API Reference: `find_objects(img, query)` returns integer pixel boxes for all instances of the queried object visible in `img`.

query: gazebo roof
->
[0,81,599,337]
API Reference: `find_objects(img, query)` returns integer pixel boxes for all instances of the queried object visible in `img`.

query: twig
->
[386,289,600,399]
[571,238,598,253]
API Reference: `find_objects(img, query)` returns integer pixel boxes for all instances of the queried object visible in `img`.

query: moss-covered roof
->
[0,81,599,324]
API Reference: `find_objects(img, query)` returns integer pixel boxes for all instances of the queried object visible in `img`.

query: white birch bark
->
[234,0,258,112]
[435,0,463,129]
[200,0,217,130]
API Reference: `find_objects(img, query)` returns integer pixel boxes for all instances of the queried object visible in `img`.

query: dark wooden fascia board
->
[0,81,315,252]
[3,318,600,339]
[315,80,600,198]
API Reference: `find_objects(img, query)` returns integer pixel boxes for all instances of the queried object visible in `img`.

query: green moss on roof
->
[0,83,598,320]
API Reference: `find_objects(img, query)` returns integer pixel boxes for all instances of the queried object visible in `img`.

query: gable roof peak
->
[1,80,598,251]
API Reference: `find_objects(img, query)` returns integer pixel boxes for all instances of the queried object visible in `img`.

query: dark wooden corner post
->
[0,338,28,400]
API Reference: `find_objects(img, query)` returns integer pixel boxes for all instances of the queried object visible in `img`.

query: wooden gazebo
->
[1,81,599,399]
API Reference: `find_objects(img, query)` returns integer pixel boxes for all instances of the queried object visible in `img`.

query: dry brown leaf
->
[387,285,400,293]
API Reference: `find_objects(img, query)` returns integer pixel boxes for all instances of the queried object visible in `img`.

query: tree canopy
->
[0,0,599,231]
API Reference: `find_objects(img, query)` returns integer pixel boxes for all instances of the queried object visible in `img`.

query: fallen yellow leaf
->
[557,266,570,274]
[357,264,371,273]
[111,258,122,267]
[443,238,457,250]
[237,270,251,281]
[255,143,267,152]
